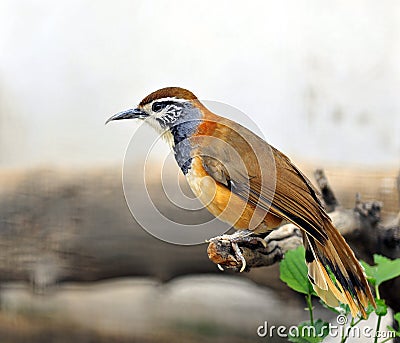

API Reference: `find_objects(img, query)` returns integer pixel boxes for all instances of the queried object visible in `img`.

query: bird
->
[106,86,375,317]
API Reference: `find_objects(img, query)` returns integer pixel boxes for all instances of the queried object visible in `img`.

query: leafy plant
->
[361,255,400,289]
[279,246,400,343]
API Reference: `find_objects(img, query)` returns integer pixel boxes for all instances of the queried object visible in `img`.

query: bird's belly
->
[185,157,282,233]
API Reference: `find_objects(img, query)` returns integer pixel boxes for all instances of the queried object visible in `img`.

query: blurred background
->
[0,1,399,342]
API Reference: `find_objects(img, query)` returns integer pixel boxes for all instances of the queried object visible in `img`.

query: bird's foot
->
[207,230,267,272]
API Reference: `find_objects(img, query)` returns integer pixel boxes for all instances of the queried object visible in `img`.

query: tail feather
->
[303,219,375,318]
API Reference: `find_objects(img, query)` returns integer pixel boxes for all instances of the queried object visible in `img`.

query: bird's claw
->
[208,230,267,272]
[231,242,247,272]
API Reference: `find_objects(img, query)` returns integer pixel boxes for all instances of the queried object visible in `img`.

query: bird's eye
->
[152,102,167,113]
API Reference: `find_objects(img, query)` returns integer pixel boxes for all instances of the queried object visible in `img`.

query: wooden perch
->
[207,224,302,271]
[314,168,339,212]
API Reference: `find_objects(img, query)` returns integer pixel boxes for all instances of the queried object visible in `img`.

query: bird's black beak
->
[105,108,147,124]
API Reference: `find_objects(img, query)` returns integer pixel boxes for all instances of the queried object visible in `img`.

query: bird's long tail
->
[303,219,375,318]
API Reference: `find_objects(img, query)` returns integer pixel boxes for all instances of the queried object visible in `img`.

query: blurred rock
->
[0,276,314,342]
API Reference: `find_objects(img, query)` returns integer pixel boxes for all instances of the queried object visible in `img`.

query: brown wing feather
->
[268,146,328,242]
[195,114,328,242]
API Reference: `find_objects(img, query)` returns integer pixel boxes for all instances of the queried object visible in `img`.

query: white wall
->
[0,0,399,168]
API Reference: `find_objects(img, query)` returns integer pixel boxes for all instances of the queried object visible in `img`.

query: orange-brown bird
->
[107,87,375,317]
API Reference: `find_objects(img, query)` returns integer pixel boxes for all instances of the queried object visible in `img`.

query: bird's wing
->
[268,146,328,242]
[196,120,328,243]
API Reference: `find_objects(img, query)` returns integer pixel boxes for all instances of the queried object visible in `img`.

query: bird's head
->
[106,87,202,136]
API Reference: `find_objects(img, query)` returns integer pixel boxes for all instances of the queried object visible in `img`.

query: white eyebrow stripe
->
[151,97,189,104]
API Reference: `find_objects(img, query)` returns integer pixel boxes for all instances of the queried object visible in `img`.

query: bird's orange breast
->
[186,155,282,233]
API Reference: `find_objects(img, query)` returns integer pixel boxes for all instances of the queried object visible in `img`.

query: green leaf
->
[395,312,400,327]
[365,303,375,317]
[374,299,388,316]
[360,260,376,286]
[280,246,313,295]
[360,255,400,288]
[288,320,329,343]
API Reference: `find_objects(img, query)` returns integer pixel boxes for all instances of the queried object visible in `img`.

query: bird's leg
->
[207,230,268,272]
